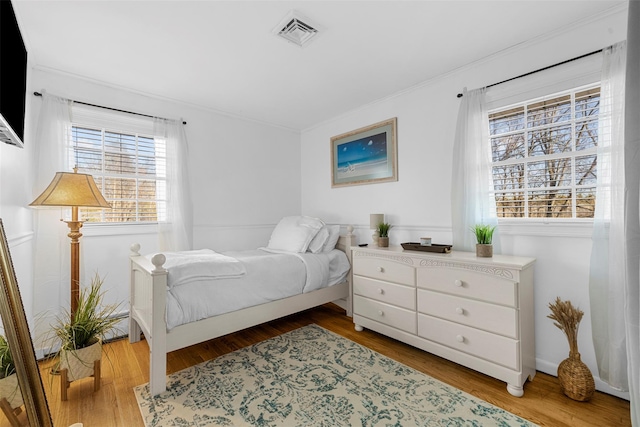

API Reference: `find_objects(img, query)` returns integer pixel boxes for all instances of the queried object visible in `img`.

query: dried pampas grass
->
[547,297,584,355]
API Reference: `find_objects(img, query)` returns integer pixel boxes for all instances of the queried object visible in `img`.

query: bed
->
[129,218,355,396]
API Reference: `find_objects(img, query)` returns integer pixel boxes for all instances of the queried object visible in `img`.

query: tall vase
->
[557,350,595,401]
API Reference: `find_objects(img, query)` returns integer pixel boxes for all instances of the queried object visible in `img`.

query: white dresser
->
[351,245,536,397]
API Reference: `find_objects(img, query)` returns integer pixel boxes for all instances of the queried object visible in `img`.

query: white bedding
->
[164,248,350,330]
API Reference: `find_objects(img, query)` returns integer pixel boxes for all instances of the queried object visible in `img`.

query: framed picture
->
[331,117,398,188]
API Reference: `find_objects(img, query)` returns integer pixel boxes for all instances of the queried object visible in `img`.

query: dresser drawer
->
[418,314,519,370]
[417,289,518,338]
[417,267,517,307]
[354,276,415,310]
[353,295,416,334]
[353,255,415,286]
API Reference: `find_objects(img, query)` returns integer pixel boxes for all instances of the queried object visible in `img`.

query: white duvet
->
[164,248,350,330]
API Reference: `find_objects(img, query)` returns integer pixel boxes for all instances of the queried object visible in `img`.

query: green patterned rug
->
[134,324,537,426]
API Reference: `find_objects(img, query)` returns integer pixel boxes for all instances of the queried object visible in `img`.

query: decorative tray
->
[401,243,452,253]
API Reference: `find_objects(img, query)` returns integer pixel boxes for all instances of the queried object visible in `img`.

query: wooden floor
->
[4,303,631,426]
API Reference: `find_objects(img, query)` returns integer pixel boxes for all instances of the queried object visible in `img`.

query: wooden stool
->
[60,359,101,401]
[0,397,28,427]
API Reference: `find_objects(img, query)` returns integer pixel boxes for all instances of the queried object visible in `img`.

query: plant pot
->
[557,351,595,401]
[476,243,493,257]
[378,237,389,247]
[0,373,22,409]
[59,339,102,382]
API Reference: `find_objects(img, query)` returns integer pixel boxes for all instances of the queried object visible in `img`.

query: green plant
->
[53,273,121,352]
[471,224,496,245]
[377,222,391,238]
[0,335,15,379]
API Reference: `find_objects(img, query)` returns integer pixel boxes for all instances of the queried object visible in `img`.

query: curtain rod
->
[456,48,603,98]
[33,91,187,125]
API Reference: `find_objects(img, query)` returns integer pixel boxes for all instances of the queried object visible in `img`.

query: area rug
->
[134,324,537,426]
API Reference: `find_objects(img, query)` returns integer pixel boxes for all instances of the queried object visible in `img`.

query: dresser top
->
[352,245,536,270]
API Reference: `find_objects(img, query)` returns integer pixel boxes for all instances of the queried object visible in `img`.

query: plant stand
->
[0,398,27,427]
[0,374,26,426]
[60,359,101,402]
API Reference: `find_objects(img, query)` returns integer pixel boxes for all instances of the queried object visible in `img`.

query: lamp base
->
[372,231,379,247]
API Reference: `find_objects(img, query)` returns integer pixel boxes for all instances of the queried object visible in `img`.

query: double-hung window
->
[69,105,167,224]
[489,84,600,219]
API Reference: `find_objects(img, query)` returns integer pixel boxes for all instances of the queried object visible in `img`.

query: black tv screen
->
[0,1,27,147]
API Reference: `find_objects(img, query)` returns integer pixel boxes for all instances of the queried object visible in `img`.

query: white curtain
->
[154,118,193,252]
[451,87,500,252]
[31,92,73,343]
[589,9,640,421]
[588,41,628,391]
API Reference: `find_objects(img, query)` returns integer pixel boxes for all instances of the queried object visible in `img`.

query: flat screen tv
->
[0,1,27,148]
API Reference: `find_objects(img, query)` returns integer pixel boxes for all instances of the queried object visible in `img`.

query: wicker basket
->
[557,351,595,401]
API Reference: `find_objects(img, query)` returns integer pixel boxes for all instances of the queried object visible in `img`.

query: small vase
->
[476,243,493,257]
[378,237,389,247]
[557,351,595,401]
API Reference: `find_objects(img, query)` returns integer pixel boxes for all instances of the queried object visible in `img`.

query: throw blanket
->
[151,249,246,288]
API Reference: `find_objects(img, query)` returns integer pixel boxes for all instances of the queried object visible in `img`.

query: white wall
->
[0,61,37,330]
[301,8,629,399]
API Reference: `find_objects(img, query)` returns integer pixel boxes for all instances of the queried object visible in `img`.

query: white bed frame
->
[129,228,355,396]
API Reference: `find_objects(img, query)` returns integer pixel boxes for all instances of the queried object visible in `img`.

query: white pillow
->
[267,216,324,253]
[308,226,330,253]
[322,225,341,252]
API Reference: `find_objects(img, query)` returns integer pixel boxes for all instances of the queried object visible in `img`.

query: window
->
[70,108,167,224]
[489,85,600,219]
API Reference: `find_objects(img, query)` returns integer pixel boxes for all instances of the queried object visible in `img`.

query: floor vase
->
[557,351,595,401]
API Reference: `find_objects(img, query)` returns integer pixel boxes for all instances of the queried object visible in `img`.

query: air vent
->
[274,12,321,48]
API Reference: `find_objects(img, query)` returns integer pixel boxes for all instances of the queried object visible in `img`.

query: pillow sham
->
[322,225,341,252]
[267,216,324,253]
[308,226,330,254]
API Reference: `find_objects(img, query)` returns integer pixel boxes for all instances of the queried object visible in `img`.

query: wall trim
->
[194,223,276,231]
[6,231,34,247]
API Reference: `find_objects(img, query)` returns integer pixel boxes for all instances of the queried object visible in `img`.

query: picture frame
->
[331,117,398,188]
[0,219,53,426]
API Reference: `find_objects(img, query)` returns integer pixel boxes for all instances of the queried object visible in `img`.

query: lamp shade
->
[370,213,384,229]
[30,171,111,208]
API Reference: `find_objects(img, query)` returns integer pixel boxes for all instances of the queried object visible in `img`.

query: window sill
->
[81,222,158,237]
[497,220,595,238]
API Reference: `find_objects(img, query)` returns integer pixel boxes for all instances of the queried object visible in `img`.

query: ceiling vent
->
[274,11,321,48]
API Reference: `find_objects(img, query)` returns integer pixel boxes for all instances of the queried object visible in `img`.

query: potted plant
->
[0,334,23,410]
[377,222,391,247]
[471,224,496,257]
[52,273,121,400]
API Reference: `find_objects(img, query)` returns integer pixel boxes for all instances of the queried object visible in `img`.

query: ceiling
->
[13,0,626,131]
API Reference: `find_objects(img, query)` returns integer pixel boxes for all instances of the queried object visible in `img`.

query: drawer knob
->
[454,279,463,287]
[378,310,384,316]
[456,335,465,343]
[377,266,384,273]
[378,288,385,295]
[455,307,464,315]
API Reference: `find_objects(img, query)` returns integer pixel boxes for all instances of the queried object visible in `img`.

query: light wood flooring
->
[4,303,631,426]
